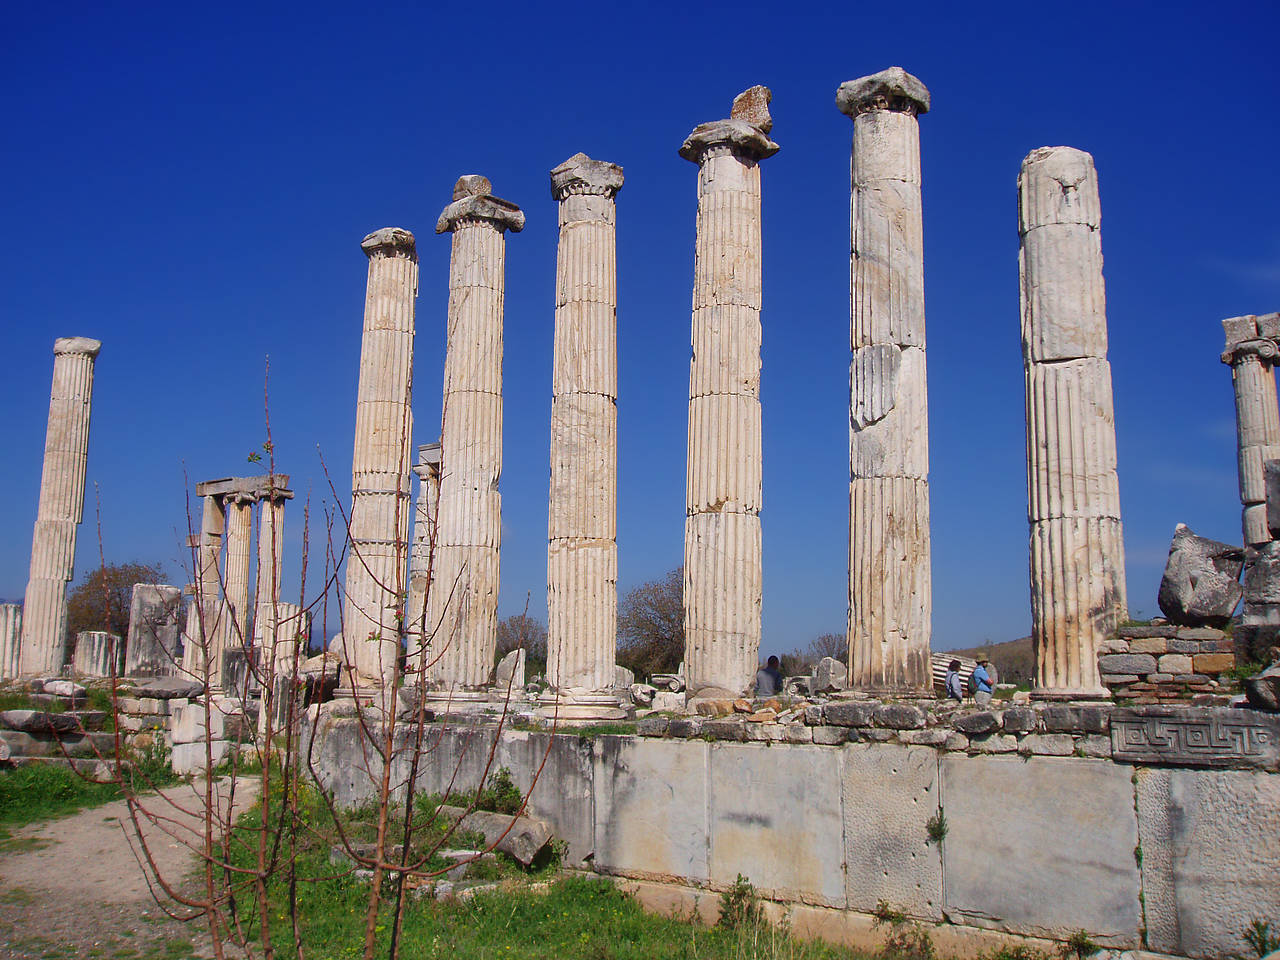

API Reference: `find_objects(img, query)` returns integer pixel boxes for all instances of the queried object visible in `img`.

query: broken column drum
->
[20,337,101,676]
[680,87,778,698]
[545,153,624,704]
[1221,313,1280,547]
[406,441,441,675]
[1019,146,1127,698]
[0,604,23,679]
[837,67,932,695]
[341,227,418,687]
[431,177,524,689]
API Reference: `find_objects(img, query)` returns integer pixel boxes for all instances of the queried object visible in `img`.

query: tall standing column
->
[1222,314,1280,547]
[0,605,22,679]
[838,67,932,695]
[341,227,418,688]
[406,441,441,675]
[1019,146,1127,698]
[184,494,226,680]
[223,494,254,648]
[20,337,101,676]
[544,153,624,712]
[429,177,524,692]
[680,87,778,699]
[252,488,289,661]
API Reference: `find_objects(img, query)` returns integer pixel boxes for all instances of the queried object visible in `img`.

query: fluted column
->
[680,87,778,699]
[838,68,932,695]
[545,154,624,707]
[341,227,418,688]
[0,604,21,679]
[429,176,524,691]
[20,337,101,676]
[223,494,254,647]
[184,494,226,681]
[1222,314,1280,547]
[1019,145,1127,699]
[406,441,441,675]
[252,489,289,656]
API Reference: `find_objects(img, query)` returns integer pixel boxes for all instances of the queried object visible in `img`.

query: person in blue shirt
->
[944,660,964,701]
[971,657,994,706]
[755,656,783,697]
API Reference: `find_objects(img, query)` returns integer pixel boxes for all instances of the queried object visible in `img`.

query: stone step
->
[0,728,119,758]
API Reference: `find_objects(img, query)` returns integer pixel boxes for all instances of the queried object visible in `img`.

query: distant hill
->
[944,636,1034,685]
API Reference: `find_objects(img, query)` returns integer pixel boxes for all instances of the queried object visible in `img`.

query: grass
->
[0,763,122,844]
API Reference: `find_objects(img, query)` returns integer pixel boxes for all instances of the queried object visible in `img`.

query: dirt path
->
[0,777,259,960]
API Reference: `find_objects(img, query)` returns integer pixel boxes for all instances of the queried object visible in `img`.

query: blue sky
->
[1,1,1277,654]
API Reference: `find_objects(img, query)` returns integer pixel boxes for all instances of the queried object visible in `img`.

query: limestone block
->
[1025,359,1121,520]
[1157,654,1193,674]
[171,739,230,775]
[548,393,617,542]
[842,743,941,919]
[685,394,762,514]
[1137,767,1280,958]
[1016,733,1075,756]
[171,703,225,744]
[850,345,928,479]
[709,743,844,906]
[593,737,709,882]
[689,304,762,399]
[940,756,1140,944]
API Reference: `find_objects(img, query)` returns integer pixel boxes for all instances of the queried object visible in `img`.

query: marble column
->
[837,67,932,695]
[1019,145,1127,698]
[223,493,255,648]
[0,604,22,679]
[252,488,290,659]
[430,176,524,691]
[680,87,778,699]
[73,631,120,677]
[1222,313,1280,547]
[184,494,226,680]
[406,441,441,676]
[545,153,624,712]
[20,337,101,676]
[341,227,418,687]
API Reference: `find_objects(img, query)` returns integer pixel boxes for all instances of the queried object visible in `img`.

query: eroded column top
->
[679,85,779,164]
[1018,146,1100,233]
[836,67,930,118]
[550,153,624,201]
[361,227,418,260]
[414,441,442,478]
[436,175,525,234]
[54,336,102,357]
[1222,313,1280,364]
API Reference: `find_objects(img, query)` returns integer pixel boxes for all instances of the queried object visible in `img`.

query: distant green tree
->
[65,561,167,643]
[496,614,548,678]
[617,567,685,679]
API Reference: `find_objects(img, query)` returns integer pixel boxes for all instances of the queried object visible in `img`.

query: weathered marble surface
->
[1223,314,1280,546]
[125,584,183,677]
[1018,146,1126,697]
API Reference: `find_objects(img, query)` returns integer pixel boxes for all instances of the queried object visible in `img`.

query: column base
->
[536,691,628,722]
[853,684,934,698]
[1030,686,1111,702]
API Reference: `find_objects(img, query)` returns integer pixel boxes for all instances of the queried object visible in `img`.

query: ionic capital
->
[679,85,779,164]
[54,336,102,358]
[836,66,930,118]
[361,227,417,260]
[436,175,525,234]
[550,153,624,201]
[1222,338,1280,366]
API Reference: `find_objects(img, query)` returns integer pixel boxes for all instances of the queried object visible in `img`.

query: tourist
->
[944,660,964,701]
[971,656,994,706]
[755,655,783,697]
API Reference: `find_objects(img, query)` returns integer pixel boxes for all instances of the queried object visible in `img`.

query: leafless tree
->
[616,566,684,679]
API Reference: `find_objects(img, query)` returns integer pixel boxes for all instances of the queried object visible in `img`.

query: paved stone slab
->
[842,743,942,919]
[709,743,844,906]
[1111,706,1280,771]
[1137,767,1280,958]
[940,756,1140,944]
[594,737,709,883]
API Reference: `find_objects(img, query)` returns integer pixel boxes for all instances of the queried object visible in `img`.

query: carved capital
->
[53,336,102,358]
[836,66,930,118]
[436,175,525,234]
[1222,338,1280,366]
[679,86,779,164]
[361,227,417,260]
[550,153,624,201]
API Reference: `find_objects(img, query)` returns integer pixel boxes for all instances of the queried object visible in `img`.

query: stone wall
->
[305,707,1280,959]
[1100,623,1239,703]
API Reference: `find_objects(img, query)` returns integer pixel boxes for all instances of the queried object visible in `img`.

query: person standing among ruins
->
[945,659,964,701]
[755,655,783,697]
[971,656,994,706]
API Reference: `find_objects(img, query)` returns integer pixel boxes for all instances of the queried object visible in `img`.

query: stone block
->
[1111,706,1280,771]
[953,711,999,735]
[1127,638,1169,655]
[967,733,1017,754]
[1099,654,1158,675]
[843,744,942,920]
[1192,653,1234,674]
[651,692,686,712]
[897,728,950,746]
[1002,707,1037,733]
[941,756,1140,944]
[1166,639,1202,654]
[704,719,746,741]
[172,739,229,774]
[1175,627,1225,641]
[1076,735,1111,758]
[1040,705,1110,734]
[490,731,595,867]
[171,704,224,744]
[594,737,709,882]
[1137,767,1280,958]
[811,726,853,745]
[824,701,877,727]
[1101,674,1140,685]
[1146,673,1174,683]
[872,704,926,730]
[1117,624,1177,639]
[709,744,844,906]
[668,716,703,738]
[803,705,824,725]
[1157,654,1193,674]
[1017,734,1075,756]
[636,715,669,736]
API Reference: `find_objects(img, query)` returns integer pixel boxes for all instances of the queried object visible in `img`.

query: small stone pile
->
[0,678,113,776]
[1098,622,1238,704]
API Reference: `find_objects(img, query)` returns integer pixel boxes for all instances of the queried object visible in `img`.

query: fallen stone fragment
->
[810,657,846,694]
[1157,524,1244,626]
[436,805,551,866]
[0,710,83,734]
[1246,661,1280,712]
[629,683,656,706]
[953,711,1000,735]
[872,703,926,730]
[132,677,205,699]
